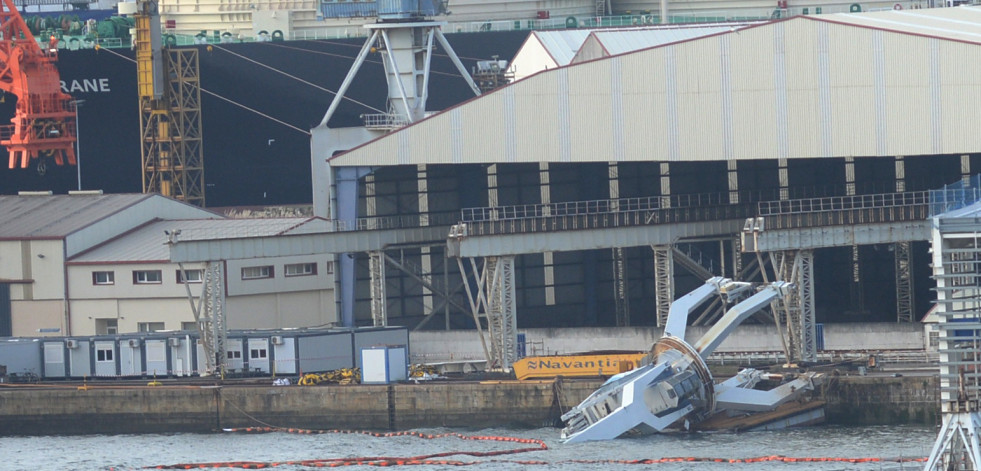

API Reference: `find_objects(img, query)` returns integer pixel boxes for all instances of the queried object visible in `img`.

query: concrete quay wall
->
[820,375,940,426]
[0,380,602,435]
[0,375,941,436]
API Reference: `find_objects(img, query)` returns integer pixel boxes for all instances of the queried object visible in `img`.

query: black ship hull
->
[0,30,531,207]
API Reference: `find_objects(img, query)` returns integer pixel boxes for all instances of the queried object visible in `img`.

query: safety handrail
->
[757,191,932,216]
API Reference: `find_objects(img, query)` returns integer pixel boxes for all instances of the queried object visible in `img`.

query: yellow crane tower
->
[126,0,205,206]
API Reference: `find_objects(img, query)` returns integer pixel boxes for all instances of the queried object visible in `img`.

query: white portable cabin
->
[197,336,246,375]
[118,337,143,377]
[92,339,117,377]
[145,338,168,377]
[352,327,410,370]
[361,346,408,384]
[42,341,66,378]
[270,334,296,375]
[66,339,91,378]
[168,334,195,376]
[225,338,245,372]
[246,338,270,374]
[0,338,42,377]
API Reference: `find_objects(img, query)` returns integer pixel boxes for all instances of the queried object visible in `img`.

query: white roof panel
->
[826,6,981,43]
[532,30,593,65]
[586,23,756,57]
[71,218,320,262]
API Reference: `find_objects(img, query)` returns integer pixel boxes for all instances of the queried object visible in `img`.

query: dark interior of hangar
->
[347,153,970,329]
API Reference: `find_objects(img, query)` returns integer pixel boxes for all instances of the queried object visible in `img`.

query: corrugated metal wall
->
[333,16,981,168]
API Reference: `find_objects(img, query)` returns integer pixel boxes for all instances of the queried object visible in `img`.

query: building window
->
[325,261,334,274]
[242,265,273,280]
[138,322,165,332]
[92,271,114,285]
[227,350,242,360]
[95,319,118,335]
[250,348,268,359]
[284,262,316,277]
[181,321,197,331]
[133,270,163,284]
[96,347,114,362]
[177,269,203,283]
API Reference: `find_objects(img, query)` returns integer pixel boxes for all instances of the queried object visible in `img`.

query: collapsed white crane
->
[560,277,821,444]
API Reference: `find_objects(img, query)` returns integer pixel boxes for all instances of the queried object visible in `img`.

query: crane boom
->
[0,0,77,169]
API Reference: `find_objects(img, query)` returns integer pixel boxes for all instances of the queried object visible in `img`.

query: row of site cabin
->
[0,326,408,381]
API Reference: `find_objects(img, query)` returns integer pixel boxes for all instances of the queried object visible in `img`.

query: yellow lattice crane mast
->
[125,0,205,206]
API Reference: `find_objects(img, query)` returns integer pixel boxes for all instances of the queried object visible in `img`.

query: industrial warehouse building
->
[0,193,337,337]
[308,7,981,336]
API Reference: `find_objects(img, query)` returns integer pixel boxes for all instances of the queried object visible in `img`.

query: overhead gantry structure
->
[310,0,482,332]
[560,278,821,444]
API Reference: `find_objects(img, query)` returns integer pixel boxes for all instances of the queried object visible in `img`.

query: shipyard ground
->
[0,368,938,436]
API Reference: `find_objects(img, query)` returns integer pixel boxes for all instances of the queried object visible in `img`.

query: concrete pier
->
[0,375,937,435]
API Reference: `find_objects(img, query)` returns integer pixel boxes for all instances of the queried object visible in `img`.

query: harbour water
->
[1,424,936,470]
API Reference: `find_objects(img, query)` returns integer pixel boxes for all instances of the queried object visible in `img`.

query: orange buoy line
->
[148,427,548,469]
[147,429,928,469]
[150,455,930,469]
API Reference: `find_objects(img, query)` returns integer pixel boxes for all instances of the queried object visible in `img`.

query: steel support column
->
[770,250,816,363]
[369,250,387,327]
[771,251,800,363]
[798,249,816,362]
[895,241,914,323]
[613,247,630,327]
[456,256,517,371]
[652,245,674,327]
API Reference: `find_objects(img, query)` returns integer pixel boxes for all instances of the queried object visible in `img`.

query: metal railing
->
[758,191,932,217]
[930,174,981,216]
[362,113,408,130]
[462,192,737,223]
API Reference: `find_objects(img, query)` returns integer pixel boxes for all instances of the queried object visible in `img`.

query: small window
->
[226,350,242,359]
[250,348,267,359]
[284,262,316,277]
[242,265,273,280]
[177,269,203,283]
[95,318,118,335]
[181,321,197,331]
[325,261,334,274]
[138,322,165,333]
[92,271,114,285]
[133,270,162,284]
[96,347,114,362]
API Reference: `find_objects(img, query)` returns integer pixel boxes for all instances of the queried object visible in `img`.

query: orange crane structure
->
[0,0,77,170]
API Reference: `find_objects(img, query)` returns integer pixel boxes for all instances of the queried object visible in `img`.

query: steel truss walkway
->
[447,181,981,369]
[167,178,981,373]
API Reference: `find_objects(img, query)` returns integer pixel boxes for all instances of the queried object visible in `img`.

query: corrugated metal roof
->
[0,193,152,239]
[581,23,757,58]
[532,30,594,65]
[824,6,981,43]
[71,218,319,262]
[328,7,981,168]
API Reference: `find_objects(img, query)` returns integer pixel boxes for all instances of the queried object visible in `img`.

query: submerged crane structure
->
[560,277,821,443]
[123,0,205,207]
[0,0,77,170]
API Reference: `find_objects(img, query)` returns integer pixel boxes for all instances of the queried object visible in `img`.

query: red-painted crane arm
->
[0,0,76,169]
